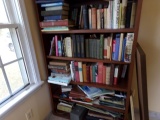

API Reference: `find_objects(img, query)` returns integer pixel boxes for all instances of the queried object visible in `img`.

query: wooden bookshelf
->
[42,28,135,34]
[33,0,143,119]
[70,81,128,92]
[52,94,125,113]
[47,56,131,64]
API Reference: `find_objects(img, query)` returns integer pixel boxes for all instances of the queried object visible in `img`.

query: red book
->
[113,65,119,85]
[74,62,80,82]
[102,66,106,84]
[39,20,74,27]
[98,62,103,83]
[86,65,90,82]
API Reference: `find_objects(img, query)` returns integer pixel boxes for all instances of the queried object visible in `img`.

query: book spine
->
[125,1,132,28]
[104,38,108,59]
[114,65,119,85]
[76,35,81,57]
[120,0,128,28]
[71,35,77,57]
[106,66,111,85]
[40,20,68,27]
[99,34,104,59]
[85,39,89,58]
[98,62,103,83]
[88,8,92,29]
[91,7,97,29]
[44,15,66,21]
[86,65,90,82]
[80,35,85,58]
[121,37,126,61]
[55,35,59,56]
[58,40,62,56]
[130,2,136,28]
[41,2,64,7]
[97,9,101,29]
[78,62,83,82]
[124,33,134,62]
[74,62,80,82]
[104,6,107,29]
[83,5,89,29]
[118,33,124,61]
[102,66,106,84]
[65,37,72,57]
[57,104,71,113]
[113,0,120,29]
[82,64,87,82]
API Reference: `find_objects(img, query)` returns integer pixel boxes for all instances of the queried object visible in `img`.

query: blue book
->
[58,40,62,56]
[78,85,114,98]
[48,75,71,86]
[112,34,120,61]
[41,2,69,7]
[44,15,68,21]
[36,0,65,4]
[121,37,126,61]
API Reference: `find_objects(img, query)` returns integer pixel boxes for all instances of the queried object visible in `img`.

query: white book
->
[89,8,92,29]
[113,0,120,29]
[118,33,124,61]
[107,1,112,29]
[65,37,72,57]
[78,62,83,82]
[124,33,134,63]
[45,6,69,11]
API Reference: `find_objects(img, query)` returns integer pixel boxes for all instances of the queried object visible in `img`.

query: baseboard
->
[134,108,160,119]
[43,111,52,120]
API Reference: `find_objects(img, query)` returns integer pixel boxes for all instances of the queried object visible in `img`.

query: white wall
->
[133,0,160,113]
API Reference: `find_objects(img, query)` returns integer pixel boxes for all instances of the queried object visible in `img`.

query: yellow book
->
[82,63,87,82]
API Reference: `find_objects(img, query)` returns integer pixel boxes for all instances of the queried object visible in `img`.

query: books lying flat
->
[40,20,74,27]
[41,10,68,16]
[78,85,115,98]
[48,75,71,86]
[41,26,69,31]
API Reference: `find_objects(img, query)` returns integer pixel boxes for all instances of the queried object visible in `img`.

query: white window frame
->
[0,0,43,117]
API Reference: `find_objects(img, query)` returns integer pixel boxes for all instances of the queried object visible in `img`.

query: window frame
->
[0,0,42,116]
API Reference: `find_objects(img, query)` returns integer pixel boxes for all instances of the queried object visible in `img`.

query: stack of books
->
[57,100,74,113]
[48,60,71,86]
[36,0,74,31]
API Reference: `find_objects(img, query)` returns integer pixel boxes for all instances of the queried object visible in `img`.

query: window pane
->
[0,28,22,64]
[4,60,29,93]
[0,0,9,23]
[0,68,10,103]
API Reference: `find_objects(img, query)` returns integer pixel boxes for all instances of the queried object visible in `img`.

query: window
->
[0,0,41,107]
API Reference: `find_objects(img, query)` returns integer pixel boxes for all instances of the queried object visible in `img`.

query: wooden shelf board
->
[53,95,125,113]
[42,28,135,34]
[47,56,130,64]
[70,81,128,92]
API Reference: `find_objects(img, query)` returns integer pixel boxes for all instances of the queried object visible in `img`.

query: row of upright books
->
[49,33,134,63]
[70,0,136,29]
[48,60,128,86]
[36,0,75,31]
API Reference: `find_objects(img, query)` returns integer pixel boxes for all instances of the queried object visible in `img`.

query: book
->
[45,5,69,11]
[41,10,68,16]
[120,0,128,28]
[49,61,70,66]
[41,26,69,31]
[44,15,68,21]
[41,2,69,7]
[113,0,120,29]
[65,37,72,57]
[40,20,74,27]
[124,33,134,62]
[36,0,65,4]
[78,62,83,82]
[78,85,114,98]
[57,103,72,112]
[49,37,55,56]
[48,75,71,86]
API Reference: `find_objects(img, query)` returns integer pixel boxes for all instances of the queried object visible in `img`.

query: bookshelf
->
[33,0,143,119]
